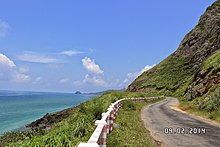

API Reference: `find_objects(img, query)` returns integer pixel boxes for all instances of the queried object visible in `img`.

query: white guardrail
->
[77,97,160,147]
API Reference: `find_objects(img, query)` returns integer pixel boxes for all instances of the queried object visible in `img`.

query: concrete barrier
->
[77,97,160,147]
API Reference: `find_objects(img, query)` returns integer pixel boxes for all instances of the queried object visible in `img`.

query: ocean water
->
[0,90,97,135]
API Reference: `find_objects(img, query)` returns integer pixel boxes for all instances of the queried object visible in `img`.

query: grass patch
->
[179,97,220,124]
[205,50,220,69]
[107,98,163,147]
[203,50,220,72]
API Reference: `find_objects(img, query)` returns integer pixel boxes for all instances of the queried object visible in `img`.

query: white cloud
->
[82,74,107,86]
[32,76,42,84]
[140,65,156,74]
[88,48,95,53]
[0,53,30,82]
[73,80,83,86]
[13,72,30,82]
[82,57,104,74]
[123,78,129,83]
[0,20,9,38]
[18,67,29,74]
[59,78,70,84]
[122,64,156,86]
[35,77,42,82]
[60,50,84,56]
[17,53,58,63]
[0,53,16,67]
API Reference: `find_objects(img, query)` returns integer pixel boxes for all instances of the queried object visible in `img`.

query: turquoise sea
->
[0,90,97,135]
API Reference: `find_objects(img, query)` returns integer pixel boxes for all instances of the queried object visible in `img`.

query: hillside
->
[127,1,220,108]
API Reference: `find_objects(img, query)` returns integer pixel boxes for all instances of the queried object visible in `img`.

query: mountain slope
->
[127,0,220,103]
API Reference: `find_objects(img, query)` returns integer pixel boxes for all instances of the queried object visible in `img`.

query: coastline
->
[0,91,98,136]
[26,94,100,132]
[0,106,77,138]
[26,107,76,131]
[0,91,158,146]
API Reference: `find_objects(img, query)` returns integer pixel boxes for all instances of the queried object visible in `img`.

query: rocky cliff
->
[127,0,220,103]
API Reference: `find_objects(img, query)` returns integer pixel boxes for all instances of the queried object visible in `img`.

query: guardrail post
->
[115,103,119,116]
[107,107,114,134]
[102,112,110,134]
[95,120,107,147]
[112,104,116,119]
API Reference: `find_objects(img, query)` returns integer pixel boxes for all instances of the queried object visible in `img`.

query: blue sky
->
[0,0,216,93]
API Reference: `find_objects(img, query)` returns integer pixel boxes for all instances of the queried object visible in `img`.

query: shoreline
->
[0,91,99,136]
[26,95,100,132]
[0,107,75,137]
[26,107,76,132]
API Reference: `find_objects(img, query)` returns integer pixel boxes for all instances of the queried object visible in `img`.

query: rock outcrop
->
[26,108,74,131]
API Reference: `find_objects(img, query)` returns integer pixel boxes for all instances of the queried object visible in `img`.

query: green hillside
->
[127,0,220,115]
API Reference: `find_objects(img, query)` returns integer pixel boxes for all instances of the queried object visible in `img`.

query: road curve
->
[141,97,220,147]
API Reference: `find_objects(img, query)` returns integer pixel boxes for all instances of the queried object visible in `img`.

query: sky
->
[0,0,216,93]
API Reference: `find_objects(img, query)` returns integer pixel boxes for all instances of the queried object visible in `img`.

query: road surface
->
[141,97,220,147]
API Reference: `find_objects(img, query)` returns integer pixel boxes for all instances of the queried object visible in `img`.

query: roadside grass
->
[0,91,159,147]
[179,98,220,124]
[107,98,163,147]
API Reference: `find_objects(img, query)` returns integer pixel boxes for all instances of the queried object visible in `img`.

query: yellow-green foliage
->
[131,55,197,96]
[200,92,220,112]
[203,50,220,71]
[179,94,220,123]
[8,113,93,147]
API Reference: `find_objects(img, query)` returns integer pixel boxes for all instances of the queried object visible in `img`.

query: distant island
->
[74,91,82,94]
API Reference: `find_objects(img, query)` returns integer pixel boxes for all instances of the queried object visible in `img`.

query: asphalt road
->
[141,97,220,147]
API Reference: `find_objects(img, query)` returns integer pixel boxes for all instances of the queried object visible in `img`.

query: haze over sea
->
[0,90,97,135]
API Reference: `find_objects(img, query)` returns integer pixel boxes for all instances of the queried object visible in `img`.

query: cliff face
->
[127,1,220,101]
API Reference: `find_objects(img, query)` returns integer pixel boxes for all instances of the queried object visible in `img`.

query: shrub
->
[92,105,103,120]
[111,97,117,103]
[208,114,215,119]
[73,116,90,137]
[123,101,136,111]
[201,93,220,112]
[78,103,87,114]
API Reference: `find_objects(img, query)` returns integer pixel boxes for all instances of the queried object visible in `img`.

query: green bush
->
[92,105,103,120]
[0,131,33,147]
[78,103,87,114]
[123,101,136,111]
[201,93,220,112]
[73,116,90,137]
[208,114,215,119]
